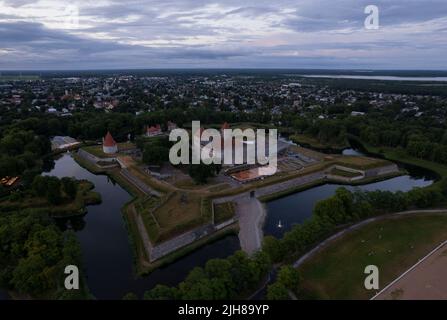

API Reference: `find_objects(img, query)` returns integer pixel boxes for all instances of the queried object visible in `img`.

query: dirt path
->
[247,209,447,299]
[373,240,447,300]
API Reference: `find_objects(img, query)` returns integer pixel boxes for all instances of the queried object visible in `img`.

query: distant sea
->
[1,69,447,79]
[302,75,447,82]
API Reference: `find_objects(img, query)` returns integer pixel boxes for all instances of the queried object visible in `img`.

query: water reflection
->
[342,148,365,156]
[44,154,240,299]
[265,154,435,238]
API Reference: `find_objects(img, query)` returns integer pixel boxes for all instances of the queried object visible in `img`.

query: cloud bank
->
[0,0,446,69]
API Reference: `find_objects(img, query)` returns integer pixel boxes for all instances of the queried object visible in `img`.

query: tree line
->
[125,182,447,300]
[0,210,89,299]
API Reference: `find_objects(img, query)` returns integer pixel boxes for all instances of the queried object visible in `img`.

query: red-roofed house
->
[146,124,162,137]
[103,131,118,154]
[167,121,178,132]
[221,122,230,131]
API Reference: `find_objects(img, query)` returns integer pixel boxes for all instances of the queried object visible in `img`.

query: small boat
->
[277,220,283,228]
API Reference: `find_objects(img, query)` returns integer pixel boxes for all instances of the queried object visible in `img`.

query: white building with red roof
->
[146,124,162,137]
[103,131,118,154]
[221,122,230,131]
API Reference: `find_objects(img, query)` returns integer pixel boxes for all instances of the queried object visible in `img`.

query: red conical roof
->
[103,131,116,147]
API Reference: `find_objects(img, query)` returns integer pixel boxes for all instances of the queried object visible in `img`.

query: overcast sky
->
[0,0,446,70]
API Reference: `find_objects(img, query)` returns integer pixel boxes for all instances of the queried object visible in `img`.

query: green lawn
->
[291,134,348,150]
[214,201,236,224]
[334,155,391,170]
[82,145,110,158]
[298,213,447,299]
[82,143,136,158]
[134,196,161,242]
[329,168,362,178]
[153,192,208,241]
[132,191,212,244]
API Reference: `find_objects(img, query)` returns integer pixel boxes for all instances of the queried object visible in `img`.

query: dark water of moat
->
[1,146,436,300]
[42,154,240,299]
[265,147,436,238]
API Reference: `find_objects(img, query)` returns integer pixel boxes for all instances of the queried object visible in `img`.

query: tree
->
[188,163,221,184]
[0,155,25,178]
[32,175,48,197]
[143,145,169,166]
[314,196,346,225]
[123,292,138,300]
[439,178,447,197]
[335,188,354,219]
[262,236,284,263]
[46,177,62,205]
[1,210,87,298]
[61,177,78,200]
[11,254,52,295]
[266,282,289,300]
[277,266,301,293]
[204,258,234,295]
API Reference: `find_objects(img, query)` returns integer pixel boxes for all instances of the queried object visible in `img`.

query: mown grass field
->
[214,201,236,224]
[291,134,348,150]
[154,192,199,227]
[329,167,362,178]
[82,143,136,158]
[132,191,212,243]
[334,155,391,170]
[298,213,447,299]
[82,145,110,158]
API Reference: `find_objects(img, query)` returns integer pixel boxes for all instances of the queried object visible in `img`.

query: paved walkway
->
[236,196,266,254]
[213,171,327,254]
[217,165,401,256]
[214,192,265,254]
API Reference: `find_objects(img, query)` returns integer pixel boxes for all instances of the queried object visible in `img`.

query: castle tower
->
[103,131,118,154]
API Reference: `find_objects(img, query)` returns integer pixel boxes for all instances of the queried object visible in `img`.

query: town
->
[2,1,447,318]
[2,69,447,303]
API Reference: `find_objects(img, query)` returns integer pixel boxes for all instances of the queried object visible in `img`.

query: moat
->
[45,154,240,299]
[2,146,434,300]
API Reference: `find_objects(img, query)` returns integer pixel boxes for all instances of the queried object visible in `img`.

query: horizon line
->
[1,67,447,73]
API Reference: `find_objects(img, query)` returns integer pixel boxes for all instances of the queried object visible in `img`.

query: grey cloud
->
[0,0,446,69]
